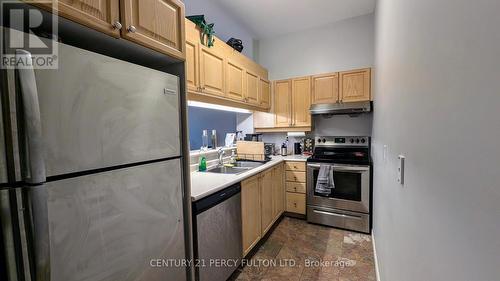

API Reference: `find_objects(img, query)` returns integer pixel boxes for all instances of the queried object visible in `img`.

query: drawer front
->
[286,192,306,214]
[286,182,306,194]
[285,161,306,171]
[286,171,306,183]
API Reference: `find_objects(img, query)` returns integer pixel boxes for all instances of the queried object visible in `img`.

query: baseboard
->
[371,232,381,281]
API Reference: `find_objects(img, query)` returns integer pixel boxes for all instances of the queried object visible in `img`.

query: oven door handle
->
[307,163,369,172]
[312,210,363,220]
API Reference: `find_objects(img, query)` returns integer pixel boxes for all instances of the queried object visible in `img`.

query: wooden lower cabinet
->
[241,174,261,257]
[286,192,306,214]
[260,169,274,235]
[241,163,284,256]
[272,164,285,220]
[285,161,307,215]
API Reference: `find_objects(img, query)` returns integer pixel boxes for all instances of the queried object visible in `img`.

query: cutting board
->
[236,141,265,161]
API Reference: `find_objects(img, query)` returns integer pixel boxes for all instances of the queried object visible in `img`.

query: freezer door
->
[46,159,186,281]
[33,43,181,177]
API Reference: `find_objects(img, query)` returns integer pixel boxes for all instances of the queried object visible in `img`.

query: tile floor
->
[234,217,376,281]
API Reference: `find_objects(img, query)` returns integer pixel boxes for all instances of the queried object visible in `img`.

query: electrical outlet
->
[397,155,405,184]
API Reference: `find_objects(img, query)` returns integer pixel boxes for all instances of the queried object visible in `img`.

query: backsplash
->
[260,114,373,151]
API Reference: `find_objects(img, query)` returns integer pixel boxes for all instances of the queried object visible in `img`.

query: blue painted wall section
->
[188,106,237,150]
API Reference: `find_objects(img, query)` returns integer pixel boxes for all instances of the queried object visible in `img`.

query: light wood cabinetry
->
[245,70,260,105]
[33,0,185,59]
[39,0,121,37]
[260,169,274,235]
[272,164,285,220]
[121,0,185,60]
[285,161,306,215]
[241,174,261,257]
[259,78,271,109]
[274,80,292,127]
[185,37,199,93]
[199,44,225,97]
[312,72,339,104]
[254,68,371,133]
[185,19,269,111]
[286,192,306,214]
[339,68,371,102]
[226,59,245,101]
[291,76,312,127]
[241,163,284,256]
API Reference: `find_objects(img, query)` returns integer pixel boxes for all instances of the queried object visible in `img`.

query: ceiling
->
[210,0,376,39]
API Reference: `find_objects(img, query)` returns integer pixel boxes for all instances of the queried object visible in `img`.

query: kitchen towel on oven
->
[315,165,334,195]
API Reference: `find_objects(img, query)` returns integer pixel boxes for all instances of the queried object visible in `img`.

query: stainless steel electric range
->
[306,136,372,233]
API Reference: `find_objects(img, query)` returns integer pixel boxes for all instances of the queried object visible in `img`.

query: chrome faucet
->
[218,148,225,166]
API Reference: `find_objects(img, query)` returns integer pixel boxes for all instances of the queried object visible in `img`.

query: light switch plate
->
[397,155,405,184]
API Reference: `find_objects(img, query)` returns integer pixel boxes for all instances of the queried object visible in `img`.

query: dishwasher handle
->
[193,184,241,215]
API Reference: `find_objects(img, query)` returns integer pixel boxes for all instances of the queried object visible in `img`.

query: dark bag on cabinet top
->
[226,38,244,52]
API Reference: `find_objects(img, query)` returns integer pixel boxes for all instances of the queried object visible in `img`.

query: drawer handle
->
[293,202,297,207]
[293,187,297,191]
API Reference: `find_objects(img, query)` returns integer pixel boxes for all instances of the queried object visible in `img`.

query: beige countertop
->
[190,154,310,201]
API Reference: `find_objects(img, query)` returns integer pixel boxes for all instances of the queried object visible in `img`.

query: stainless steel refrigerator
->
[0,40,187,281]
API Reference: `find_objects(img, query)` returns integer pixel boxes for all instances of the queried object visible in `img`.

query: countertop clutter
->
[190,155,309,201]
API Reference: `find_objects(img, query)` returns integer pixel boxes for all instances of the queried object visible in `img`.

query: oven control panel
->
[315,136,370,147]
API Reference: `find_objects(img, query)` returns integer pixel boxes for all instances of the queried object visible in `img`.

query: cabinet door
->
[272,165,285,220]
[245,70,260,105]
[312,72,339,104]
[199,44,225,97]
[292,76,312,127]
[259,78,271,109]
[241,175,261,256]
[35,0,120,37]
[339,68,371,102]
[185,38,199,93]
[260,169,274,236]
[121,0,185,60]
[226,59,245,101]
[274,80,292,127]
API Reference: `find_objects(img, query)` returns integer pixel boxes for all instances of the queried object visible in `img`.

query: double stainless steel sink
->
[204,160,265,174]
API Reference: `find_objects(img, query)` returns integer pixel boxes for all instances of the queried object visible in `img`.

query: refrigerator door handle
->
[16,49,51,281]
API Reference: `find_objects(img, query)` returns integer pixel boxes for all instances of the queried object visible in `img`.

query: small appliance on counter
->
[294,142,302,155]
[281,143,288,156]
[264,143,276,157]
[244,133,263,142]
[225,133,236,147]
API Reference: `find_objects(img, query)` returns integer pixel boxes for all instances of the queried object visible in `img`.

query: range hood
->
[309,101,372,115]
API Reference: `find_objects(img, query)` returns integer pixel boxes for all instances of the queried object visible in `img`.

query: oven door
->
[307,163,370,213]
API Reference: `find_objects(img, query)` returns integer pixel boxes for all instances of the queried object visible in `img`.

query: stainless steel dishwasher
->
[192,184,242,281]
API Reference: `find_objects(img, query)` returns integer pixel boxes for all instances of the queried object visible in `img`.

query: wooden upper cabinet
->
[259,78,271,109]
[199,44,225,97]
[121,0,185,60]
[185,38,199,93]
[291,76,312,127]
[226,59,245,101]
[241,175,261,256]
[339,68,371,102]
[35,0,120,37]
[274,80,292,127]
[312,72,339,104]
[245,70,260,105]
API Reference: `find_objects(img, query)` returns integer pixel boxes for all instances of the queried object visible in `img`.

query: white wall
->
[372,1,500,281]
[183,0,256,59]
[258,13,374,80]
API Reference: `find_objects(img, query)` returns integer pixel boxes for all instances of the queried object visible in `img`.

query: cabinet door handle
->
[112,21,122,30]
[128,25,137,33]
